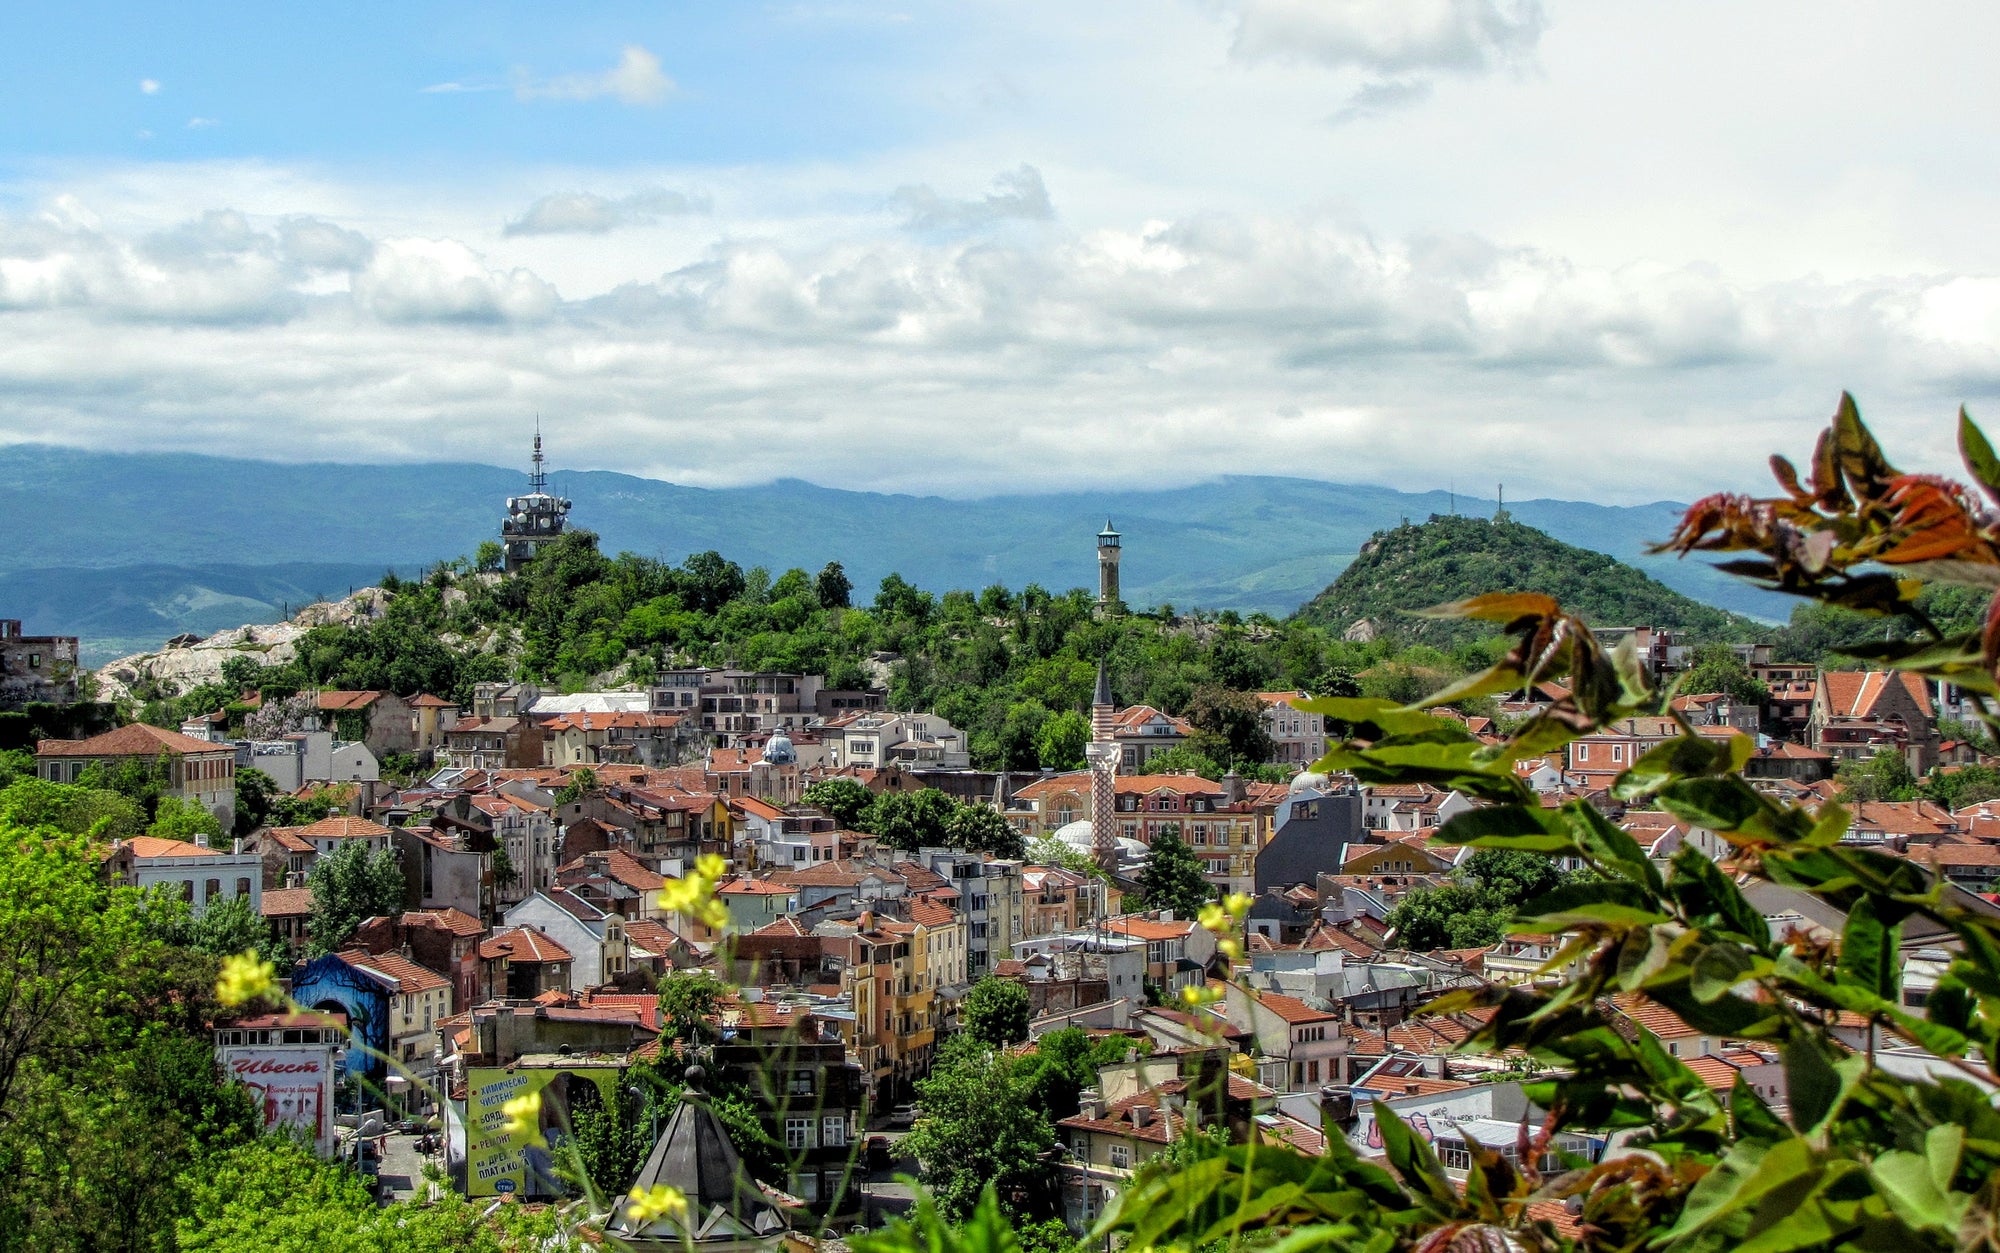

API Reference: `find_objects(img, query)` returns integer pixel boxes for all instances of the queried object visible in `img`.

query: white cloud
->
[514,45,675,106]
[351,237,557,322]
[1228,0,1545,75]
[894,165,1054,231]
[1329,78,1432,125]
[2,185,1998,501]
[138,78,160,95]
[186,117,218,129]
[502,188,709,236]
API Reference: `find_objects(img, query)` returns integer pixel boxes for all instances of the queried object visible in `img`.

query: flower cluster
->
[1199,892,1252,965]
[501,1091,544,1146]
[625,1182,689,1227]
[659,852,730,932]
[215,951,280,1008]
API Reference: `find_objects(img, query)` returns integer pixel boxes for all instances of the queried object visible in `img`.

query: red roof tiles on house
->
[38,723,232,757]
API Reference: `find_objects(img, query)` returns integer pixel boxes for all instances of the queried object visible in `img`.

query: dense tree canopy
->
[1135,828,1213,918]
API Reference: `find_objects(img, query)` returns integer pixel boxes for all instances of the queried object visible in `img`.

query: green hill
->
[1291,513,1759,646]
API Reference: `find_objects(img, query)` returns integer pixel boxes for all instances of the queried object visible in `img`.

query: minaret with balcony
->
[1096,520,1122,610]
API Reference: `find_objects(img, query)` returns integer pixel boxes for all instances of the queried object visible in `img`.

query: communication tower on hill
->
[501,426,573,573]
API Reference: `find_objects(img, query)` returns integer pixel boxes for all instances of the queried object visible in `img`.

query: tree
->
[1183,684,1276,767]
[1383,883,1512,950]
[233,766,280,837]
[1135,827,1212,917]
[305,840,406,955]
[1678,642,1770,704]
[491,845,520,892]
[553,767,598,807]
[960,976,1030,1047]
[0,776,143,840]
[1034,709,1089,771]
[149,795,225,844]
[1135,743,1226,780]
[474,539,505,573]
[946,803,1024,860]
[903,1036,1055,1221]
[1463,848,1571,908]
[815,561,853,610]
[864,788,957,852]
[656,970,728,1045]
[217,654,266,692]
[801,777,875,828]
[1923,762,2000,810]
[874,572,934,623]
[1834,746,1917,802]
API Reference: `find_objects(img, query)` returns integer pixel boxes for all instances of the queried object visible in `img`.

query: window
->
[786,1118,813,1150]
[1108,1144,1130,1170]
[790,1069,815,1096]
[1611,745,1624,763]
[1438,1140,1473,1171]
[822,1115,847,1147]
[235,877,251,898]
[1577,744,1590,761]
[204,878,221,901]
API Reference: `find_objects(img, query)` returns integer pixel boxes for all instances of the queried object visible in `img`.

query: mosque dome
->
[762,732,797,765]
[1288,770,1331,795]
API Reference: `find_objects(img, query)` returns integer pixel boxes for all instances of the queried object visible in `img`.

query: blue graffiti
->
[291,954,393,1091]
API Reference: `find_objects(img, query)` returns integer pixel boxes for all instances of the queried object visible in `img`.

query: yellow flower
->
[1198,902,1228,933]
[1178,983,1223,1008]
[216,952,279,1007]
[694,853,727,882]
[1217,937,1243,963]
[626,1183,689,1226]
[1223,892,1252,919]
[501,1091,543,1142]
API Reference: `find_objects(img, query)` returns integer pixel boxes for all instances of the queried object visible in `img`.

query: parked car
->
[888,1104,915,1129]
[866,1135,893,1171]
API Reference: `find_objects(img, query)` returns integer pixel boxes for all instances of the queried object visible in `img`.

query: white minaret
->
[1084,661,1119,873]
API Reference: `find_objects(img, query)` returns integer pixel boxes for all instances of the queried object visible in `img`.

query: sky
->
[2,0,1999,503]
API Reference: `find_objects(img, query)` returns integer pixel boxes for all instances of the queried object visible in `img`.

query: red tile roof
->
[481,928,572,963]
[38,723,231,757]
[261,887,314,917]
[339,947,450,994]
[1250,990,1339,1024]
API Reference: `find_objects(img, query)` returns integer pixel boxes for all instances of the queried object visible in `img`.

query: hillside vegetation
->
[1293,513,1759,646]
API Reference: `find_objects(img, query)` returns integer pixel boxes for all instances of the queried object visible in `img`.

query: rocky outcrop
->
[94,589,391,705]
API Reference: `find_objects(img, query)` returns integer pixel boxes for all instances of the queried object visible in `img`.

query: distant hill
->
[1292,514,1760,646]
[0,444,1787,661]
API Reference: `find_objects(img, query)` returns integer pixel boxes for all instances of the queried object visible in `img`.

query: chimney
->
[1130,1103,1154,1128]
[194,833,209,849]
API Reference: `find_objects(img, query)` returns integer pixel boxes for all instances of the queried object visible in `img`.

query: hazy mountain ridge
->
[0,445,1788,660]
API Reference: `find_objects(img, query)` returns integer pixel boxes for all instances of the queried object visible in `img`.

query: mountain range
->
[0,444,1789,663]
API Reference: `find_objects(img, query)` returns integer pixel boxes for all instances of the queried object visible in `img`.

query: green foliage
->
[802,777,875,827]
[861,787,954,851]
[946,803,1026,860]
[1295,512,1758,648]
[233,765,280,837]
[1920,762,2000,809]
[1135,827,1213,918]
[0,776,143,839]
[1034,709,1089,771]
[1834,747,1917,802]
[149,794,225,843]
[552,766,597,807]
[305,840,406,955]
[960,976,1031,1047]
[135,887,287,965]
[1678,642,1770,703]
[474,539,505,573]
[657,970,729,1045]
[78,750,175,817]
[903,1036,1056,1222]
[1012,1027,1147,1122]
[1184,683,1276,766]
[0,748,29,787]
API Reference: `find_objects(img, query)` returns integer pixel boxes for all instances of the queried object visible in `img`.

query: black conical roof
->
[611,1087,788,1243]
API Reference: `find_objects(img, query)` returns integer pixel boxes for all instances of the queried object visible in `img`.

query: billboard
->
[224,1046,336,1156]
[465,1064,624,1198]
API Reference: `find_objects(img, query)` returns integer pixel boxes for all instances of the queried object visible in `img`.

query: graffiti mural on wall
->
[290,954,392,1092]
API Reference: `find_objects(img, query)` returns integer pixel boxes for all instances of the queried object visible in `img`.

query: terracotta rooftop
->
[339,947,451,994]
[1250,990,1339,1025]
[260,887,314,917]
[481,928,572,963]
[38,723,231,757]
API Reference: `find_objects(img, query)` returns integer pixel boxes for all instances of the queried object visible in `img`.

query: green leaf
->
[1668,846,1773,951]
[1961,405,2000,506]
[1662,1136,1814,1241]
[1369,1102,1456,1211]
[1837,895,1900,1003]
[1556,800,1664,894]
[1430,804,1565,850]
[1870,1148,1967,1234]
[1782,1036,1852,1134]
[1659,776,1768,834]
[1691,942,1760,1002]
[1614,734,1740,799]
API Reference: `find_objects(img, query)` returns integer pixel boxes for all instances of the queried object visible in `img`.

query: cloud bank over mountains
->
[4,1,2000,502]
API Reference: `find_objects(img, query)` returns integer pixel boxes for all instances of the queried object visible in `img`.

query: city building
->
[1097,520,1122,609]
[37,723,238,831]
[0,619,79,709]
[1256,691,1329,770]
[103,834,263,914]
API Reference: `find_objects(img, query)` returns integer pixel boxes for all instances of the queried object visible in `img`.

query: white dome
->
[1288,771,1330,795]
[762,732,797,765]
[1052,819,1147,859]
